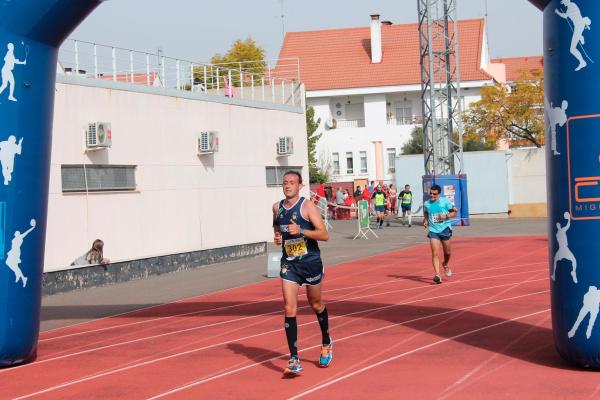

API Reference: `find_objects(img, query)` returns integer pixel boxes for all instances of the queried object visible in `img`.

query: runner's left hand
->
[288,219,301,235]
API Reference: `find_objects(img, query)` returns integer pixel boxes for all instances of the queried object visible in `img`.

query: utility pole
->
[417,0,464,175]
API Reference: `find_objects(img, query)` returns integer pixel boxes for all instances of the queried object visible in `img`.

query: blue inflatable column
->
[0,1,102,366]
[531,0,600,367]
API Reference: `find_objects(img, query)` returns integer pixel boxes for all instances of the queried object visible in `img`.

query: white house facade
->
[277,15,514,185]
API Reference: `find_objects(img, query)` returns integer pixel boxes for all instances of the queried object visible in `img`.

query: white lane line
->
[40,239,545,343]
[11,280,548,399]
[437,312,552,400]
[288,309,550,400]
[39,257,544,346]
[10,268,547,372]
[146,291,549,400]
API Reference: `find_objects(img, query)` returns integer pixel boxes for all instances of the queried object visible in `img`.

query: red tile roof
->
[274,18,492,91]
[491,56,543,81]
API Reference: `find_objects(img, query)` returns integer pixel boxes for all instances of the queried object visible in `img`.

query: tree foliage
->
[402,125,494,156]
[195,37,267,88]
[402,126,424,155]
[306,106,327,183]
[462,73,544,148]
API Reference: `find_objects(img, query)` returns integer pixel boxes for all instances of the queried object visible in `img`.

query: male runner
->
[372,184,387,229]
[423,184,457,284]
[398,184,413,227]
[273,171,332,376]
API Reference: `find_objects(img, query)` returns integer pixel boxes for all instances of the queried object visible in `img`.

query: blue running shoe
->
[319,339,333,367]
[283,356,303,375]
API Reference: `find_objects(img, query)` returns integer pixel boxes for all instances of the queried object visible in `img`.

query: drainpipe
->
[0,0,104,366]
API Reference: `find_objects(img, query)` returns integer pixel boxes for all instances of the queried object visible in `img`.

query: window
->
[360,151,368,173]
[394,101,412,125]
[387,148,396,173]
[346,152,354,174]
[265,166,303,186]
[332,153,340,175]
[61,165,136,192]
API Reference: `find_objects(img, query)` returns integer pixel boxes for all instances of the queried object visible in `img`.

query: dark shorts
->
[280,260,324,286]
[428,227,453,241]
[375,205,386,212]
[401,205,412,211]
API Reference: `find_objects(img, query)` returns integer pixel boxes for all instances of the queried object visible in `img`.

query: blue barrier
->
[0,0,102,366]
[422,175,470,226]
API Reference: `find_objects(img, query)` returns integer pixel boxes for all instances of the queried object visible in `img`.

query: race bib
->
[284,238,308,258]
[432,213,446,224]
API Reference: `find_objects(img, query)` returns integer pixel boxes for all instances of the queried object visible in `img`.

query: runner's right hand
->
[274,231,282,245]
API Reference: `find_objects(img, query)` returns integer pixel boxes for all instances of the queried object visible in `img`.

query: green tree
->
[462,72,544,148]
[306,106,327,183]
[402,126,424,154]
[403,125,494,156]
[195,37,267,88]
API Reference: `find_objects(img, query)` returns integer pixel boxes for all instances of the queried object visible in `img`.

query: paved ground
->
[41,217,547,332]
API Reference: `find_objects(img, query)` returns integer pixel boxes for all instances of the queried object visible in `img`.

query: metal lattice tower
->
[417,0,464,175]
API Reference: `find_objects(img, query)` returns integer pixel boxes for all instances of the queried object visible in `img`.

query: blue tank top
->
[276,197,321,263]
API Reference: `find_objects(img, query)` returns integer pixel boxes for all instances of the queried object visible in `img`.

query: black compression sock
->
[285,316,298,357]
[316,307,331,345]
[376,217,380,224]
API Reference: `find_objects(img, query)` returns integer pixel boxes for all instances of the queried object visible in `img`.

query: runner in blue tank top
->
[273,171,333,376]
[423,184,457,284]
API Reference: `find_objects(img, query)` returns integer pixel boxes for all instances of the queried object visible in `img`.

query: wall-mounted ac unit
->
[197,131,219,154]
[277,136,293,156]
[86,122,112,149]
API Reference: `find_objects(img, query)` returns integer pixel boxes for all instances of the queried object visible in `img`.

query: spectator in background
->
[335,187,345,206]
[354,186,362,198]
[389,184,398,216]
[72,239,111,266]
[368,180,375,193]
[316,182,326,201]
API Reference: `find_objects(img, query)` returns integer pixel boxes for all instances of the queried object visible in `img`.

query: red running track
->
[0,236,593,399]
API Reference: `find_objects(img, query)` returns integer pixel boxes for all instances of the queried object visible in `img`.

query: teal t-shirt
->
[424,197,454,233]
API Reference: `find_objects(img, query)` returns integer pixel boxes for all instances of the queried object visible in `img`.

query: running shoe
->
[283,356,303,376]
[433,274,442,284]
[319,340,334,368]
[443,266,452,277]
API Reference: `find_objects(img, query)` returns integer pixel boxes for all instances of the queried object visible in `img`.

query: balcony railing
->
[336,119,365,128]
[58,39,303,107]
[387,116,423,126]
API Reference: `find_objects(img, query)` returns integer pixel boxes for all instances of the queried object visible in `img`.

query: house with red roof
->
[276,15,539,183]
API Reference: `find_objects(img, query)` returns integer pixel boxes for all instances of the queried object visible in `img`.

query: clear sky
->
[68,0,543,63]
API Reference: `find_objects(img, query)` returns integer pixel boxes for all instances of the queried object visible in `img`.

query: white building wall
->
[46,80,306,272]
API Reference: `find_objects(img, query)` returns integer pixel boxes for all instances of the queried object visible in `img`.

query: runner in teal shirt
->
[423,184,457,284]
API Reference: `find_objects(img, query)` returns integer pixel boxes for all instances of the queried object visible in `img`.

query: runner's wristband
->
[300,228,305,236]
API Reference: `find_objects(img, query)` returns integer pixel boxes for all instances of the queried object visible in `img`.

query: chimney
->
[370,14,382,64]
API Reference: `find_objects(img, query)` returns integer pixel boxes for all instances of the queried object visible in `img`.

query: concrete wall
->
[45,77,306,272]
[395,147,546,217]
[507,147,547,217]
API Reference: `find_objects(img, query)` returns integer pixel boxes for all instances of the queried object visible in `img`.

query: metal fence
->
[58,39,303,107]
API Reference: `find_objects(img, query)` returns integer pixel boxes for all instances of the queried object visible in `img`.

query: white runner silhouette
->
[551,211,577,283]
[555,0,592,72]
[544,97,568,156]
[0,43,27,102]
[0,135,23,185]
[569,286,600,339]
[5,219,35,288]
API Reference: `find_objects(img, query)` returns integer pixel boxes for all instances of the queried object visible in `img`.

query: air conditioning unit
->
[277,136,293,156]
[86,122,112,149]
[197,131,219,154]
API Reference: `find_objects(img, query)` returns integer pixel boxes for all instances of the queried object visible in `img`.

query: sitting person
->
[71,239,111,266]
